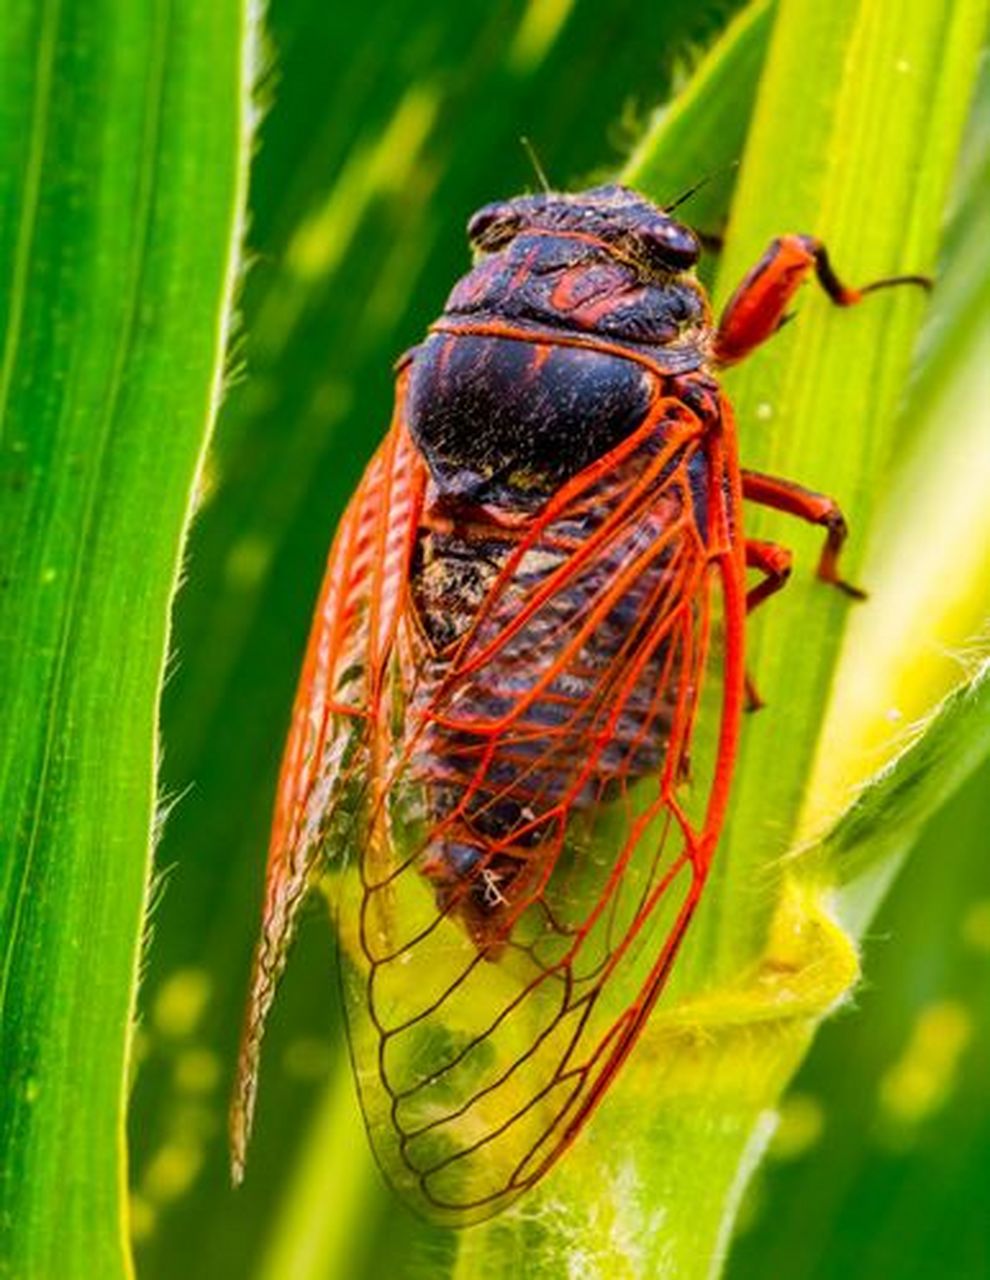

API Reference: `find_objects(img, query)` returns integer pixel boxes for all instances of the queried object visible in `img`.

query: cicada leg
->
[744,537,793,614]
[743,537,793,710]
[713,234,931,366]
[740,470,867,709]
[742,470,865,599]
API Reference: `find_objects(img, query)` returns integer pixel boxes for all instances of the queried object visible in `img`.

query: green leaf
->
[730,747,990,1277]
[807,660,990,929]
[701,0,988,981]
[801,57,990,845]
[0,3,252,1276]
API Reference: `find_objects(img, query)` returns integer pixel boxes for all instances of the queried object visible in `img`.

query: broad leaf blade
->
[0,4,251,1276]
[702,0,988,979]
[806,662,990,930]
[803,60,990,841]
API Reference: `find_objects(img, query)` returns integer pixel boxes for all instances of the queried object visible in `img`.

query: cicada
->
[230,184,927,1222]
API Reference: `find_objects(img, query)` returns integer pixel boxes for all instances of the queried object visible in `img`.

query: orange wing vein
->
[230,382,426,1179]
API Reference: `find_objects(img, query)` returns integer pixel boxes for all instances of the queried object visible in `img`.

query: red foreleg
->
[713,234,931,366]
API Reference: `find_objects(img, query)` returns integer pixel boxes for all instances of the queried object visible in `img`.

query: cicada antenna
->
[664,160,739,214]
[520,136,552,194]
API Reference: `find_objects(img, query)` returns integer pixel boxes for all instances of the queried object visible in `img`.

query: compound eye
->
[640,220,700,271]
[467,204,521,251]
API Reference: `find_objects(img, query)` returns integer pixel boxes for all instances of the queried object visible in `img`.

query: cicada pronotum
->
[230,184,927,1223]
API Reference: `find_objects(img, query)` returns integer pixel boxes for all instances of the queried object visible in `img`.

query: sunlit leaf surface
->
[0,2,251,1275]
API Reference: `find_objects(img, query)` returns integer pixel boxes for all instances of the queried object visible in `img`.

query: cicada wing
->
[338,400,745,1223]
[230,400,426,1178]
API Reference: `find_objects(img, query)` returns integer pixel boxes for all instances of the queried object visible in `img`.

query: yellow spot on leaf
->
[129,1193,157,1242]
[225,534,273,590]
[192,451,220,513]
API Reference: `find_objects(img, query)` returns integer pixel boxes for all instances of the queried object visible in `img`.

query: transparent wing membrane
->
[230,403,426,1177]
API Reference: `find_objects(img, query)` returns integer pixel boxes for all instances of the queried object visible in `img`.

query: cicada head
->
[408,186,710,507]
[446,185,710,377]
[467,184,701,277]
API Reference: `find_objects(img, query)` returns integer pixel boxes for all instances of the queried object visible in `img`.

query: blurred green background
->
[126,2,989,1277]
